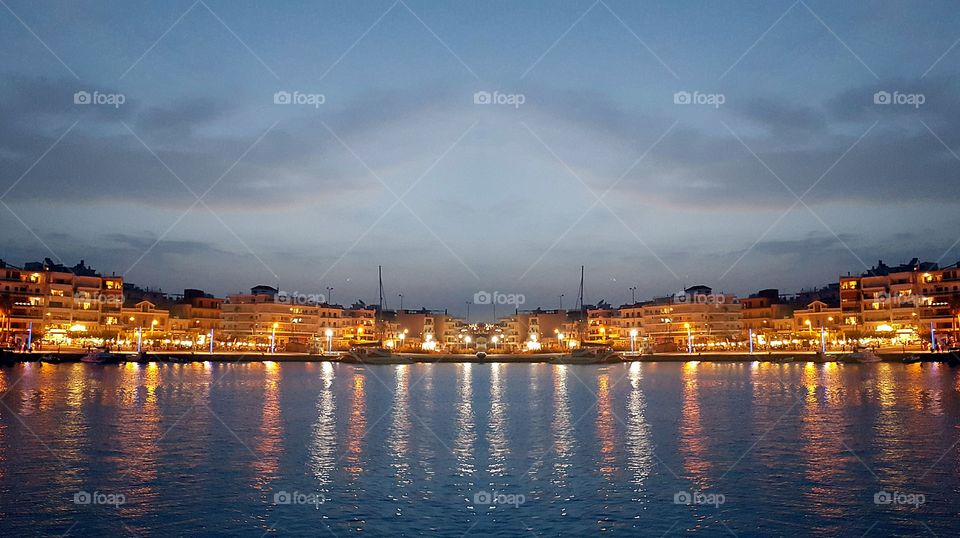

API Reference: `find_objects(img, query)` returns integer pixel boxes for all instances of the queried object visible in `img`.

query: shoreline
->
[4,350,956,364]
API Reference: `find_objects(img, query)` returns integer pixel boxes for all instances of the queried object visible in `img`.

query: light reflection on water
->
[0,362,958,536]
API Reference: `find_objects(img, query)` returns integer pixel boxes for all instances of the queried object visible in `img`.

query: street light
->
[325,328,333,354]
[271,322,279,354]
[326,287,333,305]
[629,286,637,304]
[398,331,405,350]
[684,322,692,353]
[630,328,638,353]
[398,293,403,312]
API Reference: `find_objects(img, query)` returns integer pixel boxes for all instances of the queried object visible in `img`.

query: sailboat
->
[343,266,411,365]
[840,347,882,364]
[552,266,622,365]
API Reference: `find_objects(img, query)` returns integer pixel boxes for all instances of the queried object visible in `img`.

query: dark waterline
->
[0,362,957,536]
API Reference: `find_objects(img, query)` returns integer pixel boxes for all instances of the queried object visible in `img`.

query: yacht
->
[841,349,881,364]
[551,346,621,365]
[81,348,123,364]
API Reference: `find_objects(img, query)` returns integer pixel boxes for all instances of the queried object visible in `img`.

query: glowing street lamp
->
[684,322,692,354]
[630,328,638,354]
[325,328,333,354]
[271,322,279,354]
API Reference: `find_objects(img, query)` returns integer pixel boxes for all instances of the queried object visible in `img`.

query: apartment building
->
[0,259,124,346]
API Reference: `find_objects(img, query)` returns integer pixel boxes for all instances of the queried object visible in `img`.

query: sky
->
[2,0,960,319]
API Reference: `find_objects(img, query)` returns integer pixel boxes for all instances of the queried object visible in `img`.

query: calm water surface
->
[0,361,958,536]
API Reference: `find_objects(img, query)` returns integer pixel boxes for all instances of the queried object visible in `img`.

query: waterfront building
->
[121,300,171,346]
[791,300,843,347]
[0,259,123,347]
[915,262,960,347]
[839,259,955,346]
[394,309,464,351]
[222,286,322,351]
[638,286,743,351]
[585,306,618,347]
[740,290,795,347]
[170,289,223,334]
[502,308,569,351]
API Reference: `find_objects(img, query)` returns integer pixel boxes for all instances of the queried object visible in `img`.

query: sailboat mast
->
[578,265,585,343]
[378,265,384,343]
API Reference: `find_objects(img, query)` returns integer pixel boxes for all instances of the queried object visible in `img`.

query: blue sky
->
[2,0,960,317]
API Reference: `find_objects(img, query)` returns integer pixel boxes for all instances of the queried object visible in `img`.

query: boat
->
[808,351,836,363]
[551,346,621,365]
[39,354,66,364]
[0,348,16,366]
[841,349,881,364]
[771,356,795,363]
[901,355,922,364]
[81,348,123,364]
[129,351,151,363]
[341,267,412,365]
[342,346,411,364]
[163,355,193,364]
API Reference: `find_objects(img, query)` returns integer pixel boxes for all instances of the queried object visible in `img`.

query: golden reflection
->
[626,362,652,491]
[453,363,476,478]
[679,361,709,488]
[0,369,8,480]
[16,364,41,416]
[34,362,57,413]
[389,365,411,490]
[413,364,435,484]
[486,363,509,476]
[59,363,90,493]
[114,362,161,517]
[551,365,575,492]
[596,372,616,479]
[309,362,337,487]
[797,363,847,523]
[345,369,366,479]
[253,362,283,488]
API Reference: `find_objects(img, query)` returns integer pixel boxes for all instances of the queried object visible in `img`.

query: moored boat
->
[841,349,881,364]
[81,348,123,364]
[342,347,411,364]
[772,356,795,363]
[901,355,922,364]
[551,346,621,365]
[39,354,66,364]
[0,348,16,366]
